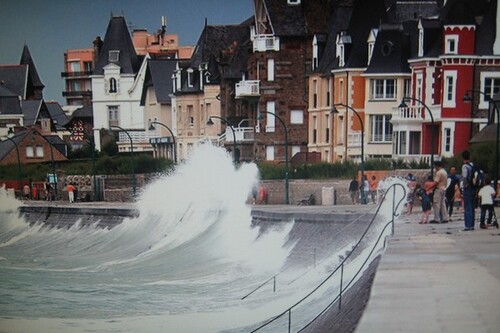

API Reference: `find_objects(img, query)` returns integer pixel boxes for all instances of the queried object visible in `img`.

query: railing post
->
[339,264,344,310]
[392,184,396,235]
[273,276,276,293]
[288,309,292,333]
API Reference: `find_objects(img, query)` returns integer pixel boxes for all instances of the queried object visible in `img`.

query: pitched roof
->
[19,45,44,90]
[0,131,25,161]
[0,84,23,116]
[386,0,441,22]
[93,16,140,75]
[475,0,497,55]
[264,0,308,36]
[0,65,28,98]
[141,59,176,105]
[365,25,411,74]
[343,0,387,69]
[70,105,93,119]
[21,99,42,126]
[46,102,69,128]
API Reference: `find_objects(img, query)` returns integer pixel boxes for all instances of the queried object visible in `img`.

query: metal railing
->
[247,183,407,333]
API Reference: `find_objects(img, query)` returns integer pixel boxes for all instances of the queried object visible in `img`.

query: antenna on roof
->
[205,17,208,26]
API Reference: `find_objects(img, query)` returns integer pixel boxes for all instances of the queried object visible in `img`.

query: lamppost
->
[258,111,289,204]
[206,115,238,165]
[148,120,177,164]
[399,96,435,178]
[109,125,136,199]
[2,133,22,194]
[463,90,500,191]
[331,103,365,195]
[32,129,57,199]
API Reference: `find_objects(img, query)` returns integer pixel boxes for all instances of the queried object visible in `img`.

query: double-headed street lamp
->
[463,90,500,191]
[32,129,57,199]
[399,96,435,178]
[258,111,289,204]
[148,121,177,164]
[108,126,136,199]
[2,133,22,194]
[206,115,238,165]
[331,103,365,191]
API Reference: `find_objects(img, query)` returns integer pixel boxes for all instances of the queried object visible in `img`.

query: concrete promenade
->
[356,205,500,333]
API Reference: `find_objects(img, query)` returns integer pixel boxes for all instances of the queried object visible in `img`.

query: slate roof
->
[386,0,441,22]
[475,0,497,55]
[0,131,25,161]
[0,65,29,98]
[46,102,69,129]
[93,16,140,75]
[70,105,93,119]
[341,0,387,69]
[19,45,44,90]
[141,59,176,105]
[316,3,354,74]
[264,0,308,36]
[365,25,411,74]
[0,83,22,115]
[21,100,42,126]
[441,0,489,25]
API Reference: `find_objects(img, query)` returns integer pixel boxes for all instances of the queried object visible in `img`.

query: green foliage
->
[364,158,392,171]
[101,140,118,156]
[257,161,359,180]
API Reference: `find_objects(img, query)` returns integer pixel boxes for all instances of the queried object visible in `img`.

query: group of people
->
[413,150,498,230]
[349,175,385,205]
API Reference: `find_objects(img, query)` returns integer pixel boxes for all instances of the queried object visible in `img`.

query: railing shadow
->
[247,183,407,333]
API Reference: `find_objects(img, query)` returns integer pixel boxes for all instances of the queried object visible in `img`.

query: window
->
[40,119,51,132]
[325,114,330,143]
[482,76,500,104]
[312,116,317,144]
[418,27,424,57]
[187,69,194,87]
[326,78,331,107]
[266,146,275,161]
[84,61,92,72]
[109,50,120,62]
[404,79,411,98]
[444,128,452,153]
[443,70,457,107]
[370,115,392,142]
[26,146,34,158]
[399,131,407,155]
[287,0,300,5]
[109,78,117,93]
[266,101,275,132]
[70,80,82,91]
[291,110,303,124]
[371,79,396,100]
[69,61,81,72]
[409,131,421,155]
[35,146,44,157]
[415,73,423,101]
[313,80,318,108]
[267,58,274,81]
[108,106,119,127]
[187,105,194,126]
[292,146,301,157]
[445,35,458,54]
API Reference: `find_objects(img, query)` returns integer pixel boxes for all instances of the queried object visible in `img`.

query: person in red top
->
[67,183,76,203]
[369,176,378,204]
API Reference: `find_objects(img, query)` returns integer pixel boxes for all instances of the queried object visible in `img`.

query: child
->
[416,181,432,224]
[477,181,497,229]
[453,183,463,210]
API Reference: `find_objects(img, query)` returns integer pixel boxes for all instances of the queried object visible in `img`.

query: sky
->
[0,0,254,104]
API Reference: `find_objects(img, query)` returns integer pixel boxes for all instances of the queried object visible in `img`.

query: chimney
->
[93,36,103,64]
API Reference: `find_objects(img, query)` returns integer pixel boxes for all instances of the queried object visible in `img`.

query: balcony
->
[252,35,280,52]
[392,105,441,122]
[235,80,260,99]
[62,90,92,97]
[61,71,93,78]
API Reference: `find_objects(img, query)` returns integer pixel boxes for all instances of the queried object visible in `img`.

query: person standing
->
[461,150,476,231]
[67,182,76,203]
[430,161,448,224]
[369,176,378,204]
[348,177,359,205]
[360,175,369,205]
[445,166,460,219]
[406,173,417,214]
[477,180,497,229]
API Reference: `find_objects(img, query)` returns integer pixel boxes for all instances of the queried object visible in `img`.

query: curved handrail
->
[249,183,407,332]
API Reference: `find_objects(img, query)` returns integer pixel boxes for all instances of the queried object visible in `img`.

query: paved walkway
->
[356,205,500,333]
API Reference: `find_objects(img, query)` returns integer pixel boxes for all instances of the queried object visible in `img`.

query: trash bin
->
[322,186,334,205]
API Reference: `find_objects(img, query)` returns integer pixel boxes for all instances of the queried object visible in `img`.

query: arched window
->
[109,78,117,93]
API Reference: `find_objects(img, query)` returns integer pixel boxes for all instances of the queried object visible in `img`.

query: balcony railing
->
[62,90,92,97]
[392,105,441,122]
[235,80,260,98]
[347,133,362,147]
[118,130,151,144]
[252,34,280,52]
[61,70,93,78]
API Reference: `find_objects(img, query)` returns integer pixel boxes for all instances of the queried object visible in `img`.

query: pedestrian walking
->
[477,179,497,229]
[360,175,369,205]
[430,161,448,224]
[369,176,378,204]
[67,182,76,203]
[348,177,359,205]
[445,166,460,219]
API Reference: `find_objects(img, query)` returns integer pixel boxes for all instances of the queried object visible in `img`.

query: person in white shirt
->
[477,180,497,229]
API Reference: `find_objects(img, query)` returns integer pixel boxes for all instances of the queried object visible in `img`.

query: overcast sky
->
[0,0,254,104]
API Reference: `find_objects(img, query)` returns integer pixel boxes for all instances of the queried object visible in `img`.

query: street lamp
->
[258,111,289,204]
[2,133,22,195]
[148,120,177,164]
[463,90,499,191]
[331,103,365,199]
[108,125,136,199]
[399,96,435,178]
[206,115,238,164]
[32,129,57,199]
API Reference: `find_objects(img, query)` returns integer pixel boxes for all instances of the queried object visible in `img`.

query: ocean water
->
[0,144,404,333]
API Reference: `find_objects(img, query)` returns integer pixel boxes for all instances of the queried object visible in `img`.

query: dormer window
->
[418,28,424,57]
[445,35,459,54]
[109,50,120,62]
[187,68,194,87]
[367,29,378,65]
[288,0,300,5]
